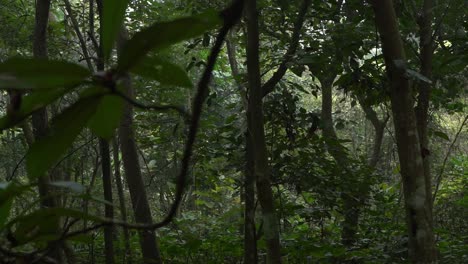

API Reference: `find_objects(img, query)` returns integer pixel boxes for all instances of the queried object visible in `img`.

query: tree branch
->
[261,0,311,97]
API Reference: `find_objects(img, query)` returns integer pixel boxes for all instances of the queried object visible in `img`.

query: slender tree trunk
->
[118,76,163,264]
[320,78,359,247]
[415,0,434,220]
[112,138,133,264]
[91,1,116,261]
[370,0,437,262]
[246,0,282,263]
[116,29,163,264]
[32,0,63,262]
[99,139,115,264]
[244,131,258,264]
[226,35,257,264]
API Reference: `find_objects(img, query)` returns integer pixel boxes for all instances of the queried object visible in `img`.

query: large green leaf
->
[433,131,450,141]
[87,93,125,139]
[117,10,221,72]
[0,89,67,131]
[12,207,103,245]
[26,96,101,179]
[0,58,90,90]
[131,56,193,88]
[102,0,129,60]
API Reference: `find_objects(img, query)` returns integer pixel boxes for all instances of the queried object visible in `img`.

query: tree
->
[246,0,282,263]
[369,0,437,262]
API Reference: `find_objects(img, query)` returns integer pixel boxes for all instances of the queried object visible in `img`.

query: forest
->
[0,0,466,263]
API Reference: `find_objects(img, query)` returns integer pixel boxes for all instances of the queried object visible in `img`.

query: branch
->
[113,89,190,119]
[261,0,311,97]
[433,114,468,204]
[140,0,244,230]
[63,0,94,72]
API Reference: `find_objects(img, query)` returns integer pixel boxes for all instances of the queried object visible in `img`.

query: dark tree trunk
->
[93,1,116,261]
[112,138,133,263]
[99,139,115,264]
[110,20,163,263]
[246,0,282,263]
[226,34,257,264]
[118,77,163,264]
[415,0,434,217]
[244,130,258,264]
[32,0,63,262]
[370,0,437,262]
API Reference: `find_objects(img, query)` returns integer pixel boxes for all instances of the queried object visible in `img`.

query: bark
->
[32,0,63,262]
[415,0,434,221]
[370,0,437,262]
[112,138,133,263]
[243,133,258,264]
[99,139,115,264]
[246,0,282,263]
[226,34,257,264]
[19,122,34,147]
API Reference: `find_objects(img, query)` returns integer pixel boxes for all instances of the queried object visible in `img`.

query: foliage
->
[0,0,466,263]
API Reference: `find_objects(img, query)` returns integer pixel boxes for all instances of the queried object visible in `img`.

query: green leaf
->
[433,131,450,141]
[77,193,114,206]
[68,234,93,244]
[12,207,103,245]
[0,194,12,230]
[0,183,31,229]
[0,89,67,131]
[49,181,85,193]
[102,0,129,60]
[88,93,125,139]
[131,56,193,87]
[26,96,101,179]
[117,10,221,72]
[0,58,90,90]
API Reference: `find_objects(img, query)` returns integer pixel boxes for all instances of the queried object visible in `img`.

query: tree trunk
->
[99,139,115,264]
[226,34,257,264]
[370,0,437,262]
[32,0,63,262]
[118,75,163,264]
[415,0,434,218]
[320,78,359,247]
[246,0,282,263]
[112,138,133,264]
[244,131,258,264]
[92,1,116,261]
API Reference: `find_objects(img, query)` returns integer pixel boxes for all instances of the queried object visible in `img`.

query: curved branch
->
[261,0,312,97]
[145,0,245,229]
